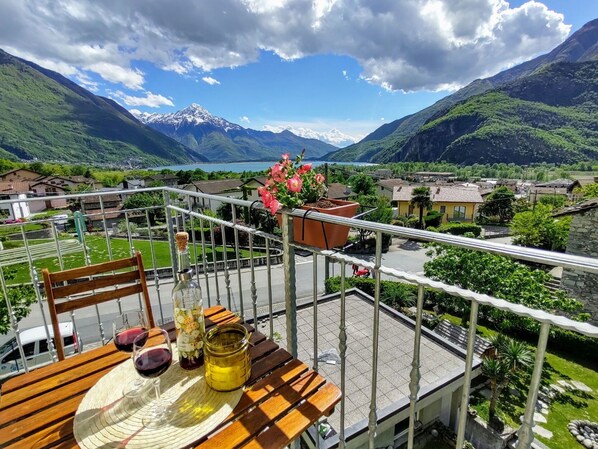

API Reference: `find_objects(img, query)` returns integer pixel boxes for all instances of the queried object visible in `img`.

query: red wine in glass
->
[132,328,174,428]
[134,347,172,378]
[115,327,148,353]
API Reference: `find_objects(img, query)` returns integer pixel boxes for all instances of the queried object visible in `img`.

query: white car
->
[0,323,82,381]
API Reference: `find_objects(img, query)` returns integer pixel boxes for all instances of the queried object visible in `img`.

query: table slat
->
[198,370,326,449]
[241,382,342,449]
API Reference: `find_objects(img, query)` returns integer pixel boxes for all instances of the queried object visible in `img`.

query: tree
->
[577,183,598,199]
[482,334,533,420]
[410,187,433,229]
[348,174,376,196]
[354,195,393,248]
[424,243,584,331]
[510,204,571,251]
[122,192,165,224]
[477,187,515,223]
[0,267,36,334]
[539,194,566,208]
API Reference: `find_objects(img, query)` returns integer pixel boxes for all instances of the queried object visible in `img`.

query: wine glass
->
[113,311,148,396]
[133,328,173,428]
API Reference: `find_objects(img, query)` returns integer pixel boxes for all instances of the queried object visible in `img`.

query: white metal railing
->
[0,187,596,449]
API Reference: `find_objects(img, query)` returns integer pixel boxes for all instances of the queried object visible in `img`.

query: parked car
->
[0,323,82,381]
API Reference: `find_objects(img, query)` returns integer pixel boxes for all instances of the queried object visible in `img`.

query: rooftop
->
[393,185,484,203]
[269,290,471,444]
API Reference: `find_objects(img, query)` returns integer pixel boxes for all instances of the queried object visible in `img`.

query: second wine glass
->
[133,328,174,428]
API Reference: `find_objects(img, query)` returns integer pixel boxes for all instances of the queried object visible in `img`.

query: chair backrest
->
[42,251,155,360]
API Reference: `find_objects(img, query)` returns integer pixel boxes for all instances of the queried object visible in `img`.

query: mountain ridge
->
[0,48,207,166]
[133,104,339,162]
[324,18,598,164]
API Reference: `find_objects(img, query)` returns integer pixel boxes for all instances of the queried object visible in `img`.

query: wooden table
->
[0,306,341,448]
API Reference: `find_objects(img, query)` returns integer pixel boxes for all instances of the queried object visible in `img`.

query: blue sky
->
[0,1,597,146]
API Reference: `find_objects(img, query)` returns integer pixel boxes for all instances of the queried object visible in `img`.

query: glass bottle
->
[172,231,204,370]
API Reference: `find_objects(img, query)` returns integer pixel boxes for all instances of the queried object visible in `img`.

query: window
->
[2,342,35,362]
[439,205,446,214]
[453,205,466,219]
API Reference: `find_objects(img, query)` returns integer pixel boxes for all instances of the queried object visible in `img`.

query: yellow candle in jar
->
[204,323,251,391]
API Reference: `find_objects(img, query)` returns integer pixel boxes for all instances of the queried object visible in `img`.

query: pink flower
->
[287,174,303,193]
[270,163,285,183]
[281,153,290,160]
[268,199,281,214]
[260,189,273,207]
[315,173,325,184]
[298,164,312,175]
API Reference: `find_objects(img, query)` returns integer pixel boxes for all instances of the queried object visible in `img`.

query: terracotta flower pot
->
[277,199,359,249]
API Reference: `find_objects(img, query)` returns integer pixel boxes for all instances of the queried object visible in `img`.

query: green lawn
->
[0,222,45,238]
[443,310,598,449]
[5,235,261,284]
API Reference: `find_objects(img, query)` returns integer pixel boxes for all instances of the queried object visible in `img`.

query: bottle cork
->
[175,232,189,251]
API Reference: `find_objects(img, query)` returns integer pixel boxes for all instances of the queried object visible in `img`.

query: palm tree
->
[410,187,433,229]
[482,334,533,419]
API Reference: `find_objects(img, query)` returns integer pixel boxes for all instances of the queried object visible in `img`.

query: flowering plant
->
[258,151,326,214]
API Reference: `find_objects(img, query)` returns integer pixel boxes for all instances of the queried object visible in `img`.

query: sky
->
[0,0,597,147]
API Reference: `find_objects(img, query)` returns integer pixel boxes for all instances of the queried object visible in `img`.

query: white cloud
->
[111,91,174,108]
[263,123,360,147]
[202,76,221,85]
[0,0,571,91]
[240,116,250,123]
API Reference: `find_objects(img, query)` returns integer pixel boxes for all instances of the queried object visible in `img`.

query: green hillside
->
[393,61,598,164]
[325,18,598,164]
[0,49,206,166]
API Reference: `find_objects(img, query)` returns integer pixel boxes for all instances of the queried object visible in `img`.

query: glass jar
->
[204,323,251,392]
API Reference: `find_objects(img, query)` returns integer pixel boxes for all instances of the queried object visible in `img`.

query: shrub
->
[424,210,443,227]
[324,276,418,309]
[437,222,482,237]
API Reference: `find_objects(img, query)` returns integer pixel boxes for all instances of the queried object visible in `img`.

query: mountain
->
[0,49,207,166]
[325,18,598,163]
[395,61,598,164]
[133,104,338,162]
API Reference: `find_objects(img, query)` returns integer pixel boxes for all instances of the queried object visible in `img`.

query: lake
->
[154,161,377,173]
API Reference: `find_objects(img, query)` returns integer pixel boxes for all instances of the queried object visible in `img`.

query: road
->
[13,236,510,348]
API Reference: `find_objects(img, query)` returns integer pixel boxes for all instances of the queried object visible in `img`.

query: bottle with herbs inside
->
[172,231,205,370]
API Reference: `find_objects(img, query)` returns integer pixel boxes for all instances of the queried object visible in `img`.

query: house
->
[240,177,267,202]
[184,179,244,211]
[81,194,123,229]
[370,168,393,180]
[553,199,598,325]
[411,172,456,182]
[0,168,43,183]
[392,185,483,223]
[0,182,32,220]
[529,179,582,204]
[28,182,69,212]
[270,289,481,449]
[144,173,179,187]
[326,183,353,201]
[377,179,406,200]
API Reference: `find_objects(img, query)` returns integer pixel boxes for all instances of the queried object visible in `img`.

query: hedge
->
[324,276,418,309]
[437,222,482,237]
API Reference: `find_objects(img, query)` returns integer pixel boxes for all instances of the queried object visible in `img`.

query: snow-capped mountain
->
[132,104,242,132]
[262,125,357,147]
[131,104,339,162]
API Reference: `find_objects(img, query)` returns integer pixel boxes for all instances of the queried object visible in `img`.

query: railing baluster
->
[124,210,142,313]
[0,267,28,372]
[312,252,318,372]
[282,213,297,358]
[210,220,221,305]
[266,239,273,340]
[338,260,347,449]
[232,205,244,320]
[21,225,53,367]
[407,285,425,449]
[368,232,384,449]
[145,210,164,325]
[220,224,232,311]
[249,234,257,324]
[517,322,551,449]
[49,222,66,361]
[163,190,177,280]
[199,217,212,307]
[455,300,480,448]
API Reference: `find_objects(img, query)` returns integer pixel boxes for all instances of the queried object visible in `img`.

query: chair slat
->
[52,270,141,299]
[54,284,143,315]
[48,256,137,283]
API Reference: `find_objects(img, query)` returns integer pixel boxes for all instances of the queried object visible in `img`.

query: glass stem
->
[153,378,161,401]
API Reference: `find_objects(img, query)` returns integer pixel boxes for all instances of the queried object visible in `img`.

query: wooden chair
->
[42,251,155,360]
